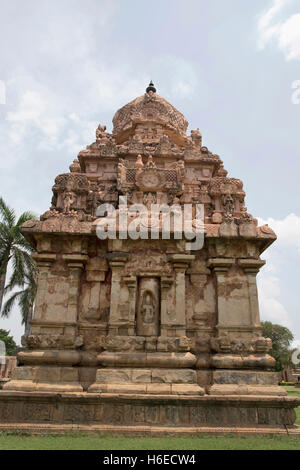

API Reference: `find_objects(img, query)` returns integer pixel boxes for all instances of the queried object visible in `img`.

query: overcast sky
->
[0,0,299,346]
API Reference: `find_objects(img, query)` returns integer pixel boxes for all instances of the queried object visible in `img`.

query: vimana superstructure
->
[1,83,299,434]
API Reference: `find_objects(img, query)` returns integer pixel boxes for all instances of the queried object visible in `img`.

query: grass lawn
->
[0,387,299,450]
[287,386,300,427]
[0,432,300,450]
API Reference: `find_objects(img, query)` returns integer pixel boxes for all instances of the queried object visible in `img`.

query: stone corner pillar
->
[31,252,57,323]
[3,252,88,394]
[208,258,283,397]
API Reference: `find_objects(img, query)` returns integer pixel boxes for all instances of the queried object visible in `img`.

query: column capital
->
[238,259,265,274]
[168,254,195,263]
[62,254,88,269]
[32,252,56,267]
[107,252,130,268]
[208,258,235,272]
[124,276,136,288]
[161,276,174,289]
[168,254,195,271]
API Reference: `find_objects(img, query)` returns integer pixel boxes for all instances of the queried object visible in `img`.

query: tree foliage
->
[261,321,294,371]
[0,329,18,356]
[0,197,37,335]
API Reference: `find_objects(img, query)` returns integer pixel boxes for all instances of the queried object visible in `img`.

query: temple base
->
[88,366,204,395]
[0,391,299,435]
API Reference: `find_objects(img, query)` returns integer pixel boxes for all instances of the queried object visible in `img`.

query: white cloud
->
[258,0,300,60]
[276,14,300,60]
[3,52,199,157]
[257,212,300,327]
[258,213,300,253]
[7,89,67,147]
[155,55,199,100]
[0,0,200,163]
[258,0,287,43]
[4,82,98,154]
[93,69,148,112]
[258,273,291,326]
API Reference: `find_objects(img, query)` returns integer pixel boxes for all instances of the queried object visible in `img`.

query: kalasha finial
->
[146,80,156,94]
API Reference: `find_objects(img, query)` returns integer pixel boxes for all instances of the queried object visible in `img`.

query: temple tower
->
[1,83,299,432]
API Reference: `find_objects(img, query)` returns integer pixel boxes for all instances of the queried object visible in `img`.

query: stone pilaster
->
[63,254,88,325]
[124,276,137,335]
[31,253,56,324]
[107,253,130,335]
[160,276,174,337]
[238,259,265,328]
[168,255,195,336]
[207,258,235,329]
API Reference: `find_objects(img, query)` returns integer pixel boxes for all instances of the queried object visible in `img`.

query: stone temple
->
[0,82,299,433]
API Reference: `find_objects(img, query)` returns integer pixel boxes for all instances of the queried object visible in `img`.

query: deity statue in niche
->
[136,278,160,336]
[63,191,76,213]
[142,293,155,323]
[222,193,235,217]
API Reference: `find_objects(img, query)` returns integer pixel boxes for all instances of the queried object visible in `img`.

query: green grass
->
[0,387,299,450]
[285,386,300,426]
[0,432,299,450]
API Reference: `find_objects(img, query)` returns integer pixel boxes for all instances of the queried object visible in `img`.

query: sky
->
[0,0,299,346]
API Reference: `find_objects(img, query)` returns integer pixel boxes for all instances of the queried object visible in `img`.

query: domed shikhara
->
[112,86,188,145]
[30,81,277,246]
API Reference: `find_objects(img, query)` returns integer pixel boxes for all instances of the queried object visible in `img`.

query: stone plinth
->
[0,391,299,436]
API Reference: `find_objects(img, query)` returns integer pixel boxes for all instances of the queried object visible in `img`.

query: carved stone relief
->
[136,278,160,336]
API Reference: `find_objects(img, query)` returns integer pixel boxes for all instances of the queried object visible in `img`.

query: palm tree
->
[0,197,37,320]
[2,267,37,337]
